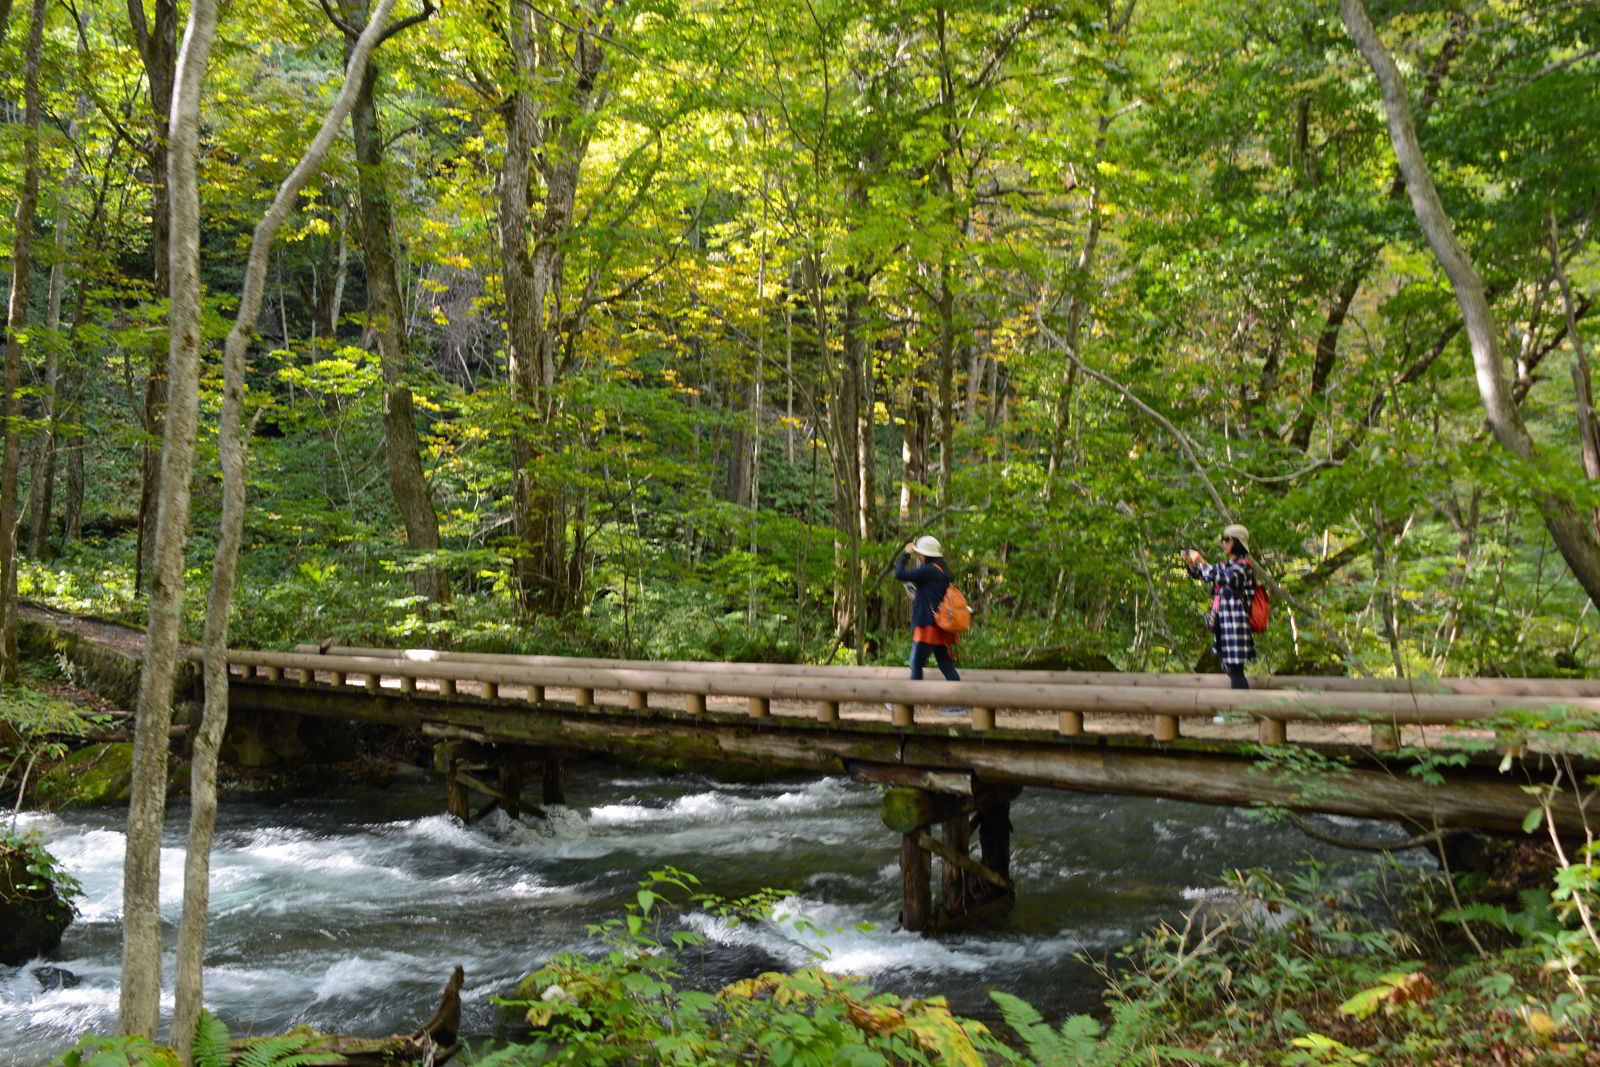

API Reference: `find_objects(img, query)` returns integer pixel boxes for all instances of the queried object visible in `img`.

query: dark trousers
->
[1225,664,1249,690]
[910,642,960,681]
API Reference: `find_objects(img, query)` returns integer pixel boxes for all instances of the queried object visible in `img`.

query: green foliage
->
[61,1011,333,1067]
[0,682,103,805]
[0,830,83,921]
[56,1034,182,1067]
[485,868,1008,1065]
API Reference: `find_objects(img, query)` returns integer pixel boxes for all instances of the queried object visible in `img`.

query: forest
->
[1,0,1599,1061]
[0,0,1593,680]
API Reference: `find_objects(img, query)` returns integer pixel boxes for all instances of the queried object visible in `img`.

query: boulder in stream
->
[0,838,75,965]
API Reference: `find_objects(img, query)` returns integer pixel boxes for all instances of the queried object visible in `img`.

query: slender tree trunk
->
[65,437,83,540]
[172,6,396,1056]
[119,0,216,1039]
[26,99,84,559]
[0,0,49,684]
[1548,213,1600,538]
[335,2,448,606]
[131,0,179,594]
[1342,0,1600,610]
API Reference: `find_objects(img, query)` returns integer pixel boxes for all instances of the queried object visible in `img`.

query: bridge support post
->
[439,742,470,822]
[499,757,531,820]
[541,750,565,806]
[882,784,1018,934]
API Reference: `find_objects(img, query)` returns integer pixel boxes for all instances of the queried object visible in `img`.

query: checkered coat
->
[1190,556,1257,666]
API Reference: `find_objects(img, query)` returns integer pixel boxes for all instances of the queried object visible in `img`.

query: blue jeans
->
[910,642,960,681]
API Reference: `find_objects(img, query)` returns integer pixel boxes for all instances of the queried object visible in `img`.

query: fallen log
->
[228,965,463,1066]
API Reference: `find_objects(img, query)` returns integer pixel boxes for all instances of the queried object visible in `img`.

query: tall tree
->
[499,0,613,614]
[327,0,447,608]
[1341,0,1600,611]
[174,6,401,1054]
[127,0,181,592]
[118,0,218,1035]
[0,0,52,685]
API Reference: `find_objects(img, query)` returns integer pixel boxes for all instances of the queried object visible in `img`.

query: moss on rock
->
[31,743,135,809]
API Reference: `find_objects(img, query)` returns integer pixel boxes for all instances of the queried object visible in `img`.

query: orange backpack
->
[1246,566,1269,634]
[935,585,973,634]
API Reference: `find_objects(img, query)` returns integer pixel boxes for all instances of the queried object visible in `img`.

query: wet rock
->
[32,965,79,990]
[0,842,73,965]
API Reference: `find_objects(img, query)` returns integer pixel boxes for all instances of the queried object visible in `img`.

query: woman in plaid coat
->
[1182,524,1257,689]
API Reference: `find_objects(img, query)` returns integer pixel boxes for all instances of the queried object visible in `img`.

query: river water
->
[1,763,1423,1064]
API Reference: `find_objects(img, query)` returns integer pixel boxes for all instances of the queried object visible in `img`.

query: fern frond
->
[191,1011,232,1067]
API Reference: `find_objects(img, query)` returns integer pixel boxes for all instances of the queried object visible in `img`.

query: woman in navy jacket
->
[893,535,961,681]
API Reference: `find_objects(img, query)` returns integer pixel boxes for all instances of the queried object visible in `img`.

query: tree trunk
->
[119,0,216,1039]
[1341,0,1600,610]
[0,0,50,685]
[499,0,607,616]
[1549,214,1600,538]
[130,0,179,594]
[25,100,84,560]
[335,0,448,606]
[172,7,398,1056]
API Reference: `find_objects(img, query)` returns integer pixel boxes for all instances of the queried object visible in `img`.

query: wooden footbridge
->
[202,644,1600,933]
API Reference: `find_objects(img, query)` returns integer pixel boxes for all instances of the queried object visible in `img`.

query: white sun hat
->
[912,535,943,557]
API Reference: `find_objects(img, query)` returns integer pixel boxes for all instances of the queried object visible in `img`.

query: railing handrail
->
[219,648,1600,726]
[293,644,1600,698]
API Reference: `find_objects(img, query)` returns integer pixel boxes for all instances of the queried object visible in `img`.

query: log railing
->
[210,648,1600,749]
[295,644,1600,698]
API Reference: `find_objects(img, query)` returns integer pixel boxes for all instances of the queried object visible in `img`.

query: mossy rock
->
[31,743,135,809]
[0,840,73,965]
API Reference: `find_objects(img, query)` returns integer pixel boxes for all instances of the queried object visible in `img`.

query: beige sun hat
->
[912,535,943,557]
[1223,524,1250,549]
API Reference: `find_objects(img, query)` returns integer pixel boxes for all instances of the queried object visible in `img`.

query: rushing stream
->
[1,762,1426,1064]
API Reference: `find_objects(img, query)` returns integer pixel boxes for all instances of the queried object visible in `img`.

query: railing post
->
[818,700,840,723]
[684,693,706,714]
[265,666,283,682]
[748,696,770,719]
[1153,714,1179,741]
[574,688,594,707]
[401,675,416,694]
[971,708,995,731]
[1372,723,1400,751]
[628,691,648,711]
[529,685,546,703]
[483,681,500,701]
[891,703,914,727]
[1257,718,1286,745]
[439,678,456,697]
[364,673,380,694]
[1058,711,1083,736]
[331,670,347,688]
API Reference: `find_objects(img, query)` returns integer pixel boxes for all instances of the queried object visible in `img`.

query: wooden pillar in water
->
[974,785,1019,915]
[541,750,566,806]
[443,745,470,822]
[940,810,971,921]
[900,832,932,933]
[499,756,531,820]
